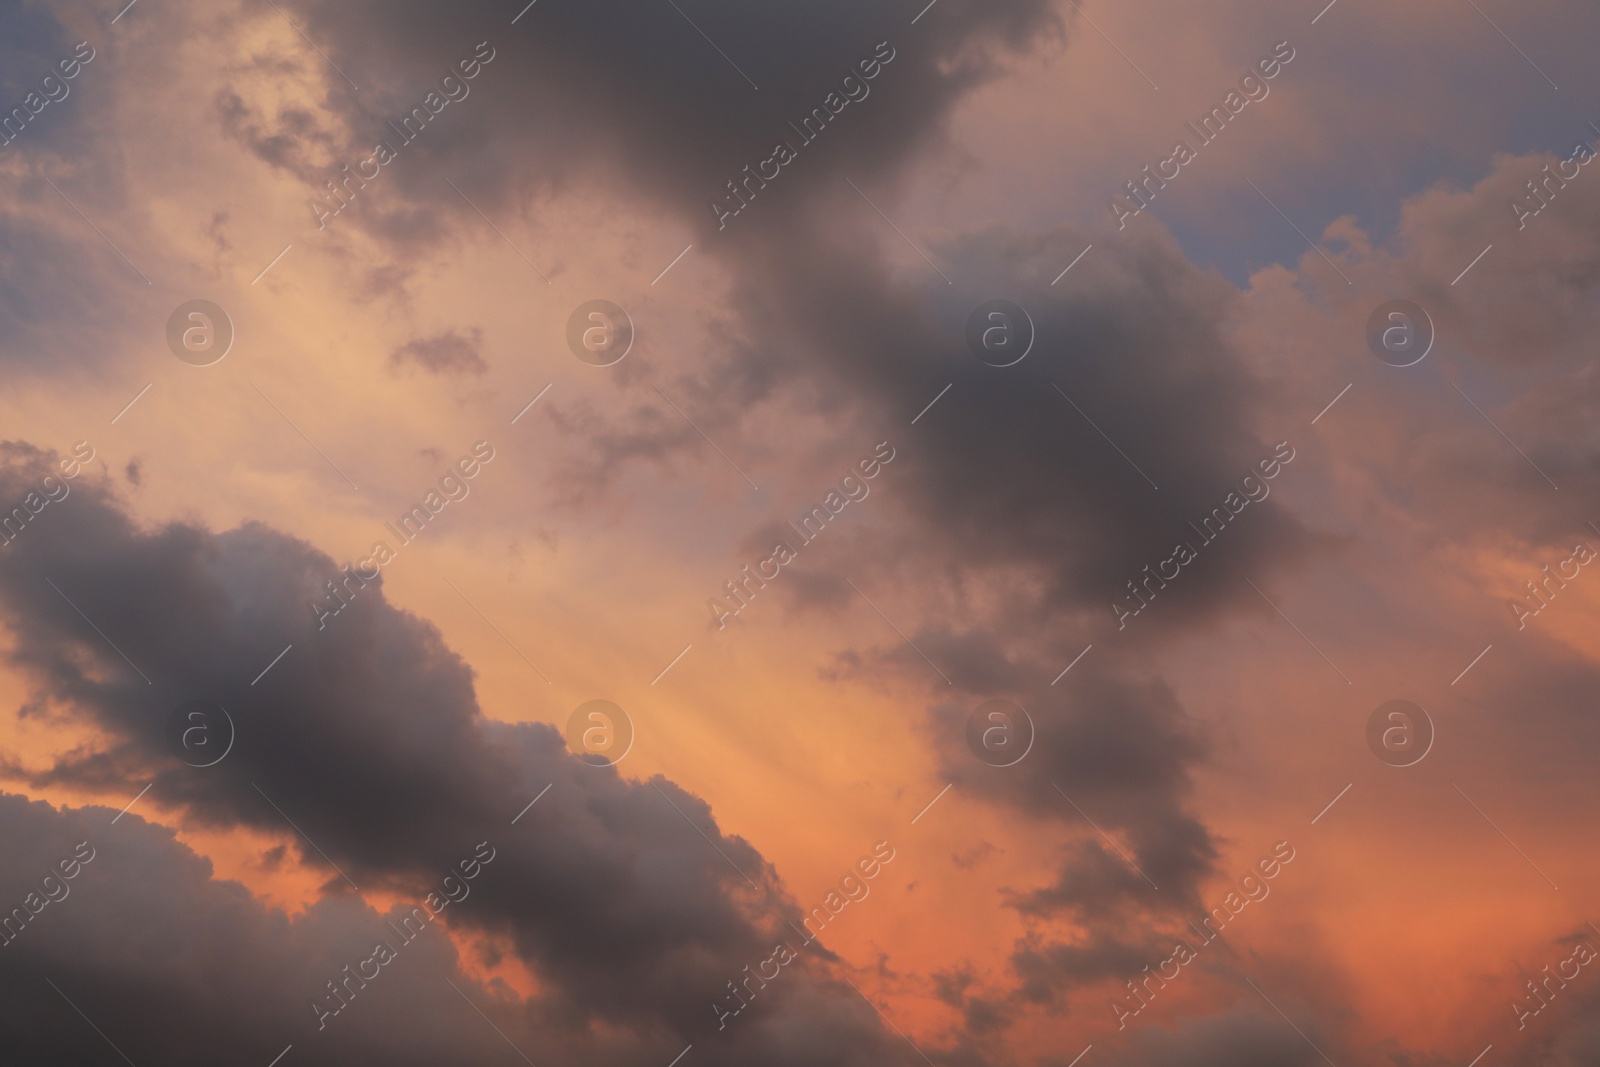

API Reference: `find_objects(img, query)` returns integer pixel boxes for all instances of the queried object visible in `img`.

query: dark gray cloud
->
[0,444,921,1067]
[678,220,1314,1021]
[735,220,1319,629]
[0,790,524,1066]
[234,0,1061,246]
[918,651,1218,1016]
[941,663,1212,898]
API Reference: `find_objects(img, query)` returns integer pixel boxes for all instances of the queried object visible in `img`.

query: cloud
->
[0,442,925,1066]
[0,790,521,1065]
[231,0,1063,246]
[388,327,487,375]
[10,2,1600,1063]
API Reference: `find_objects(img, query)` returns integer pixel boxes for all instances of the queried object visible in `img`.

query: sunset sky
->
[2,0,1600,1065]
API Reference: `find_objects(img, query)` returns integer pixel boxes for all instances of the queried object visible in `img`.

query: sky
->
[0,0,1599,1064]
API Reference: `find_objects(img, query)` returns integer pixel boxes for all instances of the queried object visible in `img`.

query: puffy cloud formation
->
[0,446,919,1066]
